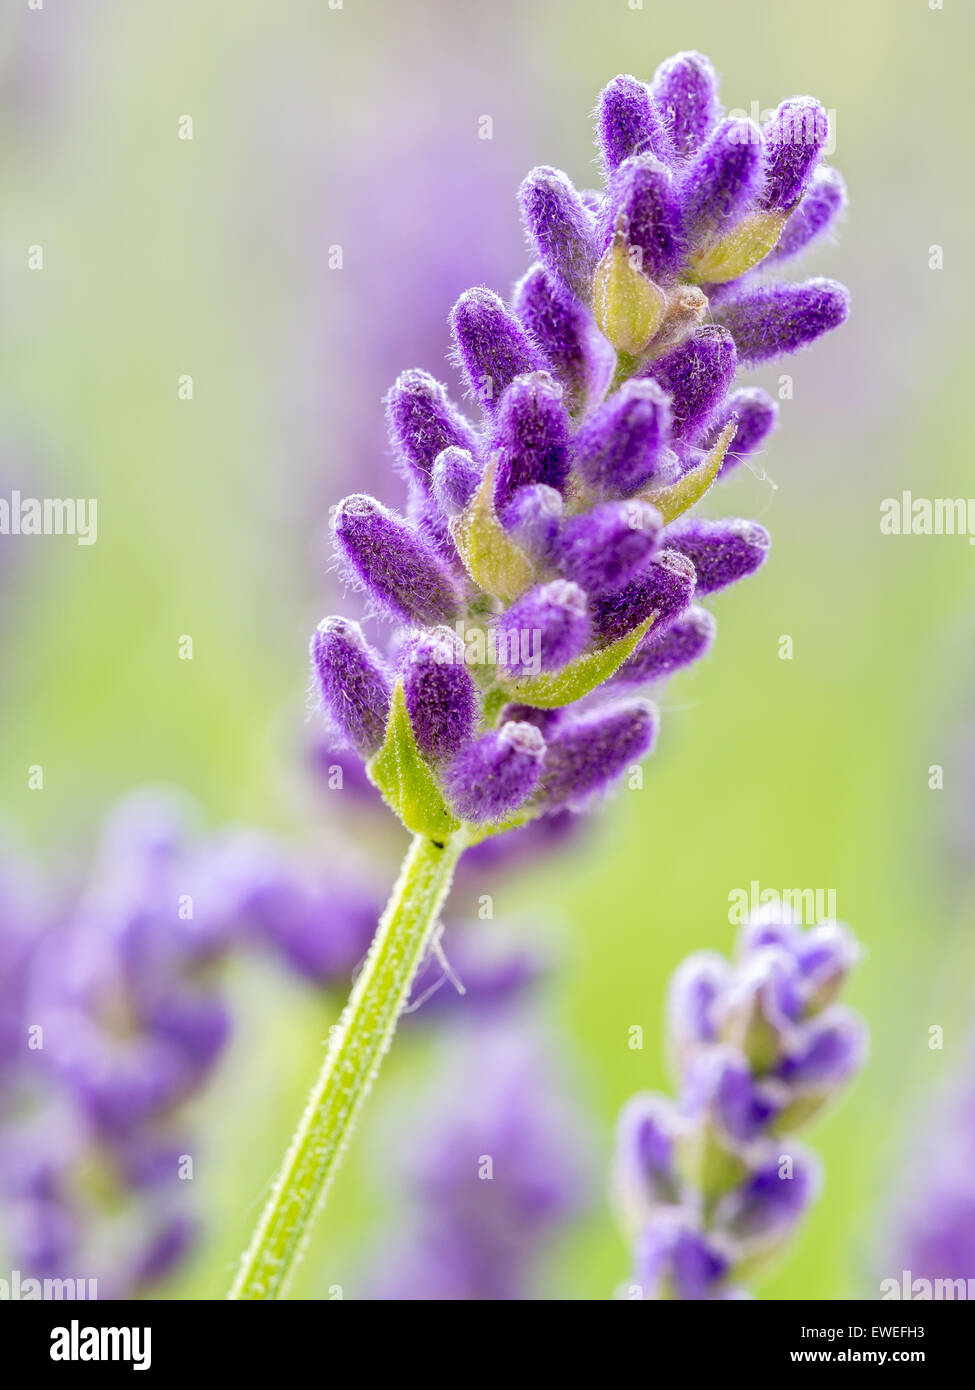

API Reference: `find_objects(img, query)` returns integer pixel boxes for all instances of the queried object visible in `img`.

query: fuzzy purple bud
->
[715,277,849,364]
[333,493,461,625]
[385,370,478,487]
[431,446,481,516]
[720,1148,821,1249]
[596,74,673,173]
[311,617,391,758]
[573,378,676,498]
[513,265,595,409]
[651,51,722,160]
[665,517,770,595]
[403,628,478,761]
[443,721,546,824]
[592,548,696,644]
[611,604,716,687]
[519,167,600,300]
[760,97,830,211]
[540,700,656,808]
[707,388,779,478]
[770,166,846,262]
[605,156,685,282]
[450,287,544,413]
[634,1215,731,1301]
[678,118,763,242]
[556,500,662,597]
[489,371,570,510]
[495,580,590,677]
[667,951,731,1066]
[644,326,737,443]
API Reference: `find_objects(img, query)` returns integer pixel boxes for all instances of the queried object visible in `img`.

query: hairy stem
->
[229,830,464,1300]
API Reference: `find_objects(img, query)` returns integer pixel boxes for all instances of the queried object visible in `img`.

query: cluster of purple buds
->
[313,52,848,841]
[612,907,866,1299]
[0,792,268,1296]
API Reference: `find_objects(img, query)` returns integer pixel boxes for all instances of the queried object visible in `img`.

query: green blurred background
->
[2,0,974,1299]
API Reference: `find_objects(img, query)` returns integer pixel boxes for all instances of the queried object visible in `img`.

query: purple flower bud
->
[256,874,379,987]
[678,118,763,242]
[572,378,676,498]
[605,156,685,282]
[651,50,722,160]
[540,700,656,809]
[778,1009,867,1092]
[403,627,478,760]
[495,579,589,677]
[500,483,563,560]
[311,617,391,758]
[794,921,861,1013]
[489,371,570,510]
[596,74,673,173]
[513,265,596,410]
[634,1213,731,1301]
[719,1147,821,1249]
[760,97,830,211]
[385,369,479,487]
[333,493,461,625]
[592,548,696,644]
[770,166,846,262]
[715,277,850,364]
[431,446,481,516]
[707,387,779,478]
[613,1093,681,1218]
[667,950,731,1063]
[716,947,803,1070]
[519,167,600,300]
[643,326,737,443]
[736,905,801,957]
[682,1047,782,1145]
[443,721,546,823]
[664,517,770,595]
[406,481,462,568]
[611,604,716,687]
[556,500,662,597]
[450,287,544,413]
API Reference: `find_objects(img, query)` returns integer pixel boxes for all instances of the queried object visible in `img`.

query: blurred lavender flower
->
[367,1025,587,1300]
[312,52,848,841]
[612,907,866,1299]
[882,1033,975,1295]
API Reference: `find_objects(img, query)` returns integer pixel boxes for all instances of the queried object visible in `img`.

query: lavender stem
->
[228,831,464,1299]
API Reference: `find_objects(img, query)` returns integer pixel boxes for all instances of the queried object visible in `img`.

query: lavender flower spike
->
[614,912,866,1299]
[519,166,599,301]
[247,49,852,1302]
[450,287,543,413]
[443,722,546,824]
[715,278,850,365]
[333,493,461,625]
[311,617,391,758]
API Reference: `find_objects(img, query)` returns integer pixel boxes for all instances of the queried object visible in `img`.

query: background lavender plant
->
[612,908,866,1300]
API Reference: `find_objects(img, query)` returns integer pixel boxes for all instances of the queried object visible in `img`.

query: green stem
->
[228,830,464,1300]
